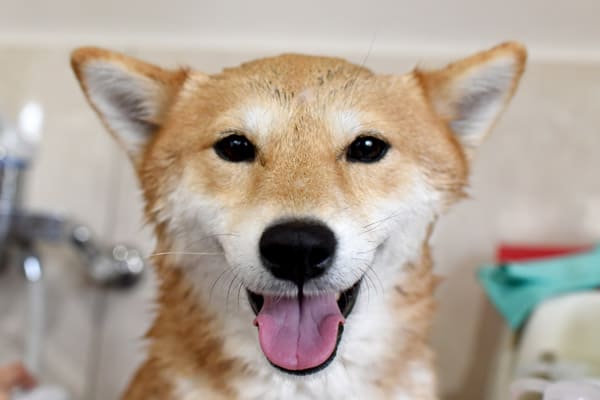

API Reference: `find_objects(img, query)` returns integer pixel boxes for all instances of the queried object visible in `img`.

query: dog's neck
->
[124,241,439,400]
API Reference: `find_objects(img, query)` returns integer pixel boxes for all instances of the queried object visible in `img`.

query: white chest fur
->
[175,359,434,400]
[172,281,435,400]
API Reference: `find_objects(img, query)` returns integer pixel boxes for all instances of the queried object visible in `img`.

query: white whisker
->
[146,251,224,259]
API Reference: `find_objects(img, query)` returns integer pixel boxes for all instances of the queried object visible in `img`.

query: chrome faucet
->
[0,103,147,382]
[0,102,146,287]
[0,146,146,288]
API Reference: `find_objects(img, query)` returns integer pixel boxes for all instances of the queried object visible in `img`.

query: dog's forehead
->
[218,53,374,89]
[196,54,382,141]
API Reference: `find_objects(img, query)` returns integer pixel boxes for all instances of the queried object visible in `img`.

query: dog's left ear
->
[416,42,527,154]
[71,47,193,164]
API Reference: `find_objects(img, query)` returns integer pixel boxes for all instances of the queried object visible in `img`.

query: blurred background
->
[1,1,599,399]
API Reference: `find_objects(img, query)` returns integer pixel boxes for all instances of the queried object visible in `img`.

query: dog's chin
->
[247,280,361,376]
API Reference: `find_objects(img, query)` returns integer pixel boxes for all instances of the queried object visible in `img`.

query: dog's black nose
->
[259,220,337,285]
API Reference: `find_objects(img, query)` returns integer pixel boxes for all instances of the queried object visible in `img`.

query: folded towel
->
[478,245,600,329]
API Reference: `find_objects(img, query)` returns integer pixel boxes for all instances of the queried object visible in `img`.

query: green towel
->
[478,245,600,330]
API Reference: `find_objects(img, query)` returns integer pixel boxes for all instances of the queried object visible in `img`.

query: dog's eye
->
[346,135,389,163]
[214,134,256,162]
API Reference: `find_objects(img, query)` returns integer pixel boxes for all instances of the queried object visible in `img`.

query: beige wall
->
[1,0,600,61]
[0,2,599,399]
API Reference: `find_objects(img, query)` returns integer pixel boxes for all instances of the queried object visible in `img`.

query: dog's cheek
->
[350,176,441,275]
[153,172,229,252]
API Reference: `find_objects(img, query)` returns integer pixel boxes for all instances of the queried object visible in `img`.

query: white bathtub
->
[487,291,600,399]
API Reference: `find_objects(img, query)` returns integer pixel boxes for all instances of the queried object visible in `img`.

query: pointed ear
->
[71,47,190,163]
[416,42,527,152]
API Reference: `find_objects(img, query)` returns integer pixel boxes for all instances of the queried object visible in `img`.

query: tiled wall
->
[0,45,599,399]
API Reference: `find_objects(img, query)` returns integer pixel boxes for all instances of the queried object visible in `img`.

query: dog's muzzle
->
[248,219,361,375]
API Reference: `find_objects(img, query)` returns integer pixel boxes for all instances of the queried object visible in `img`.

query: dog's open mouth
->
[247,280,360,375]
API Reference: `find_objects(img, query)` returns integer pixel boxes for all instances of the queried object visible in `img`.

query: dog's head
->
[71,43,525,375]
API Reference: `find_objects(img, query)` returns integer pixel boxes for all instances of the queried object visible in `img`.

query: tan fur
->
[124,252,439,400]
[71,42,526,399]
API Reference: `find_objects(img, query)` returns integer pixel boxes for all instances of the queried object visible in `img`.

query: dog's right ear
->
[71,47,191,163]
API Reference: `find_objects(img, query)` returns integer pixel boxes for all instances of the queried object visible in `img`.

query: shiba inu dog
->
[71,42,526,399]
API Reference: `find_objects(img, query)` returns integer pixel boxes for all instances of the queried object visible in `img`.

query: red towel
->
[497,244,593,263]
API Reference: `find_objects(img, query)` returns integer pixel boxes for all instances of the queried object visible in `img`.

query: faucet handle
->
[71,225,146,288]
[89,244,145,287]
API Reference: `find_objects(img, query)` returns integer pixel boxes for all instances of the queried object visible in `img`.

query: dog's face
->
[72,44,525,375]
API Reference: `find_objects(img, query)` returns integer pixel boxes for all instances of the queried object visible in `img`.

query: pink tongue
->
[254,293,344,371]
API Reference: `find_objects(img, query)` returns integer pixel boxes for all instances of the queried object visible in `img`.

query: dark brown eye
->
[214,134,256,162]
[346,135,389,163]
